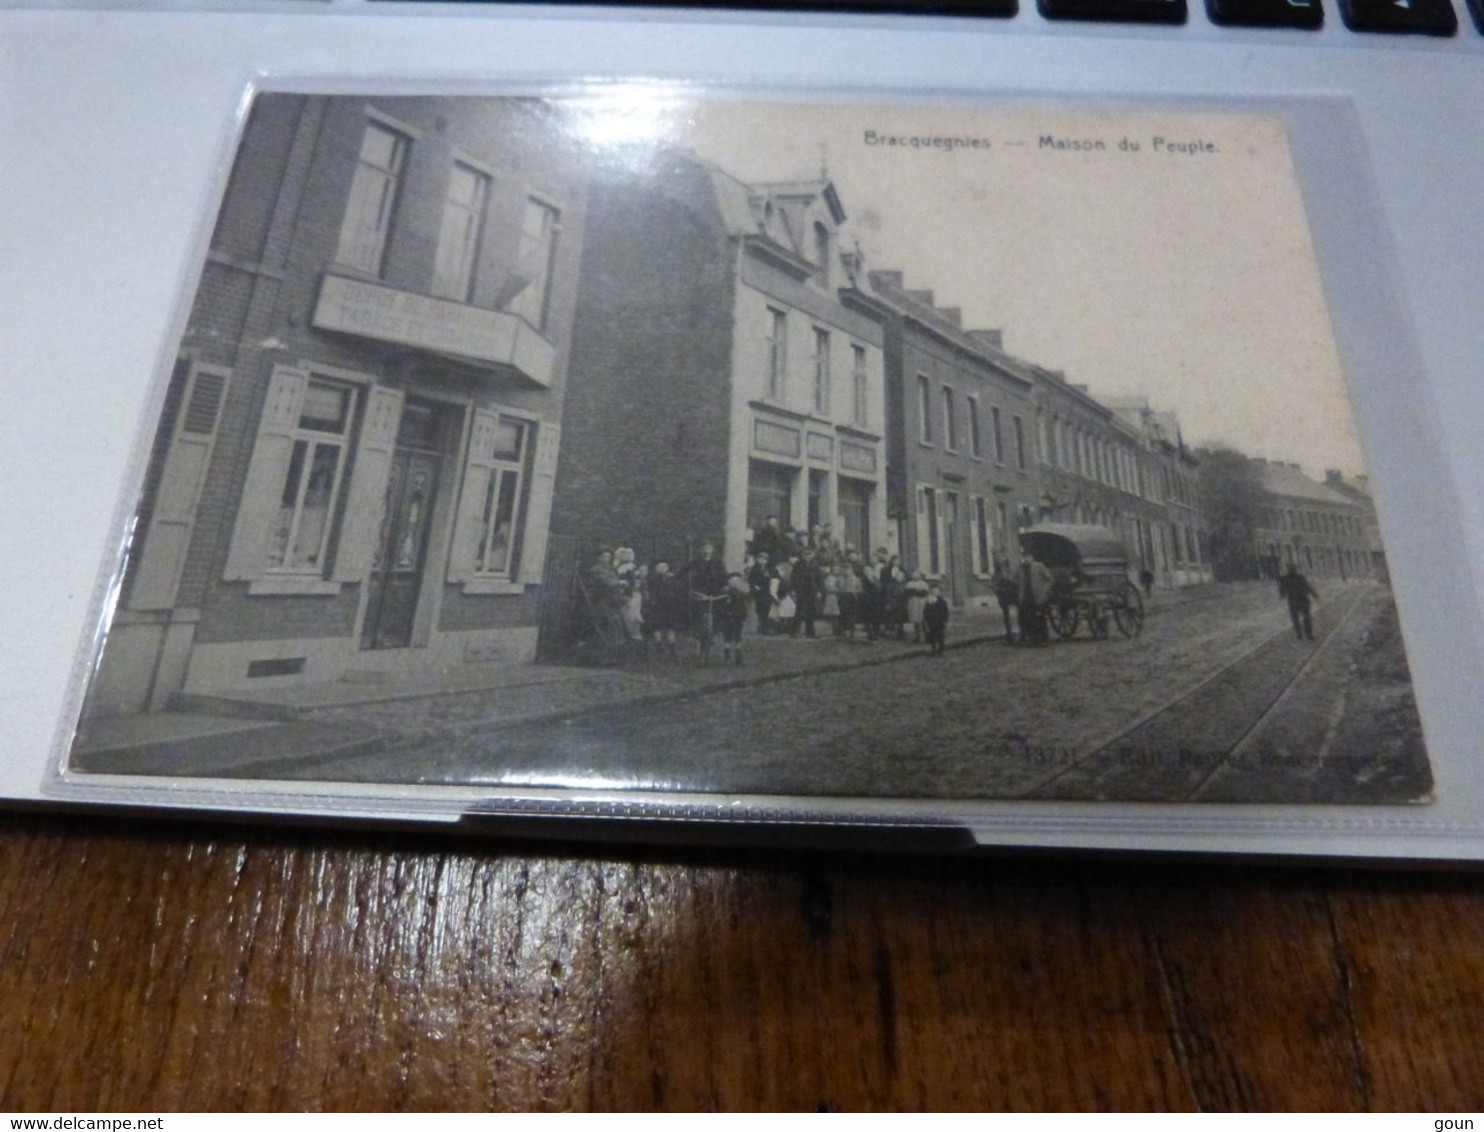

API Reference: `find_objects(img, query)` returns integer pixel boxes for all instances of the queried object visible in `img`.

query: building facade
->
[1101,398,1212,588]
[870,272,1038,608]
[554,151,889,571]
[90,95,587,715]
[1252,461,1373,581]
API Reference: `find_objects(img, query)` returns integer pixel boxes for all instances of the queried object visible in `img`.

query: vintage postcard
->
[65,91,1431,806]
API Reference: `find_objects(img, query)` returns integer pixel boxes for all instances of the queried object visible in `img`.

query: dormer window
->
[813,221,831,288]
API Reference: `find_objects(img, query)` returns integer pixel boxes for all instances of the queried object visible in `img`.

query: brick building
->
[869,271,1038,608]
[1252,461,1373,581]
[89,94,587,715]
[553,150,889,571]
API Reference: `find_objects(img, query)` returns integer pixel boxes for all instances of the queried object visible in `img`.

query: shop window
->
[266,380,357,572]
[335,120,409,276]
[225,367,405,592]
[450,411,561,589]
[431,161,491,302]
[840,478,872,554]
[747,461,794,532]
[508,198,561,331]
[472,417,527,578]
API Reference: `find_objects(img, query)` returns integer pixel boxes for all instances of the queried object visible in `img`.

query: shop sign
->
[313,274,554,387]
[754,419,802,458]
[840,441,877,474]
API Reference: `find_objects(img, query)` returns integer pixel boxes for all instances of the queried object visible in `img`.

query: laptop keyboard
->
[391,0,1483,37]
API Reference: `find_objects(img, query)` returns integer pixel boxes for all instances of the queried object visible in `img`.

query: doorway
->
[360,398,447,651]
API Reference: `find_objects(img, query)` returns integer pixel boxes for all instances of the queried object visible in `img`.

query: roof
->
[1257,461,1355,507]
[867,270,1034,390]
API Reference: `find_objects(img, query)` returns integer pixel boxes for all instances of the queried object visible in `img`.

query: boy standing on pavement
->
[922,585,950,656]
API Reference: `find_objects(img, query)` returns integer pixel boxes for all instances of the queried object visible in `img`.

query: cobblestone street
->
[280,580,1429,805]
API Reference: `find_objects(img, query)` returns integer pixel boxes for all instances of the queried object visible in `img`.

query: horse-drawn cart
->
[1020,523,1145,640]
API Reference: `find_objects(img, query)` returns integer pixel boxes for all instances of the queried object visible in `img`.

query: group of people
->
[584,518,955,664]
[745,517,956,653]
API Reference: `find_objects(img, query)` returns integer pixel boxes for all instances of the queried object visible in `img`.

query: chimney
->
[1325,469,1343,485]
[938,306,962,328]
[907,289,936,307]
[869,270,904,290]
[968,329,1003,350]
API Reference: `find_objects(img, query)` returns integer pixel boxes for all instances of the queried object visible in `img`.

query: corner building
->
[91,95,586,714]
[554,151,889,570]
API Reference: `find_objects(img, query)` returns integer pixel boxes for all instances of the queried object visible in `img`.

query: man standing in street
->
[1019,550,1054,645]
[1279,561,1319,642]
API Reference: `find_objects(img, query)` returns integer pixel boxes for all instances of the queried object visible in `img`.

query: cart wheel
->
[1113,582,1145,638]
[1089,603,1110,640]
[1046,601,1079,639]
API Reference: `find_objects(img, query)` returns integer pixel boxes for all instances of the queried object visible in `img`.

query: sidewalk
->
[70,584,1222,779]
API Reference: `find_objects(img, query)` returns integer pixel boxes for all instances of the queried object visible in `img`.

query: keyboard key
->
[1335,0,1457,33]
[1206,0,1323,27]
[1038,0,1186,21]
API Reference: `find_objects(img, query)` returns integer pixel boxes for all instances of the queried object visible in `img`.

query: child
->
[718,572,752,666]
[905,571,930,643]
[646,560,685,661]
[821,564,842,636]
[922,585,950,655]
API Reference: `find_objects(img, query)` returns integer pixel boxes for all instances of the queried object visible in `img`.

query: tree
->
[1194,446,1266,581]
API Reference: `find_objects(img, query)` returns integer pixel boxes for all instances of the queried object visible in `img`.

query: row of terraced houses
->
[85,94,1378,717]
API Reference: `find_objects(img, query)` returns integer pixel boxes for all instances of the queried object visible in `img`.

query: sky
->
[565,92,1367,479]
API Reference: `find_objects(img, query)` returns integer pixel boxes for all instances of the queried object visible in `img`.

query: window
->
[851,345,868,427]
[917,375,932,443]
[767,308,787,399]
[748,461,794,532]
[997,501,1010,551]
[813,328,831,415]
[336,121,409,276]
[991,406,1004,464]
[431,162,491,302]
[942,387,958,451]
[973,497,993,575]
[508,198,561,330]
[267,380,358,573]
[472,417,528,578]
[967,395,982,458]
[814,222,832,288]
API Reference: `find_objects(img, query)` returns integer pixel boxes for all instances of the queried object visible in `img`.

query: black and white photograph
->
[66,90,1431,806]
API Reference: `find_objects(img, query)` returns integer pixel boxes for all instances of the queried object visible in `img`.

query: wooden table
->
[2,813,1481,1111]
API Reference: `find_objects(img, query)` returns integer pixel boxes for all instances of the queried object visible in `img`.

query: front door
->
[944,490,964,606]
[361,403,444,650]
